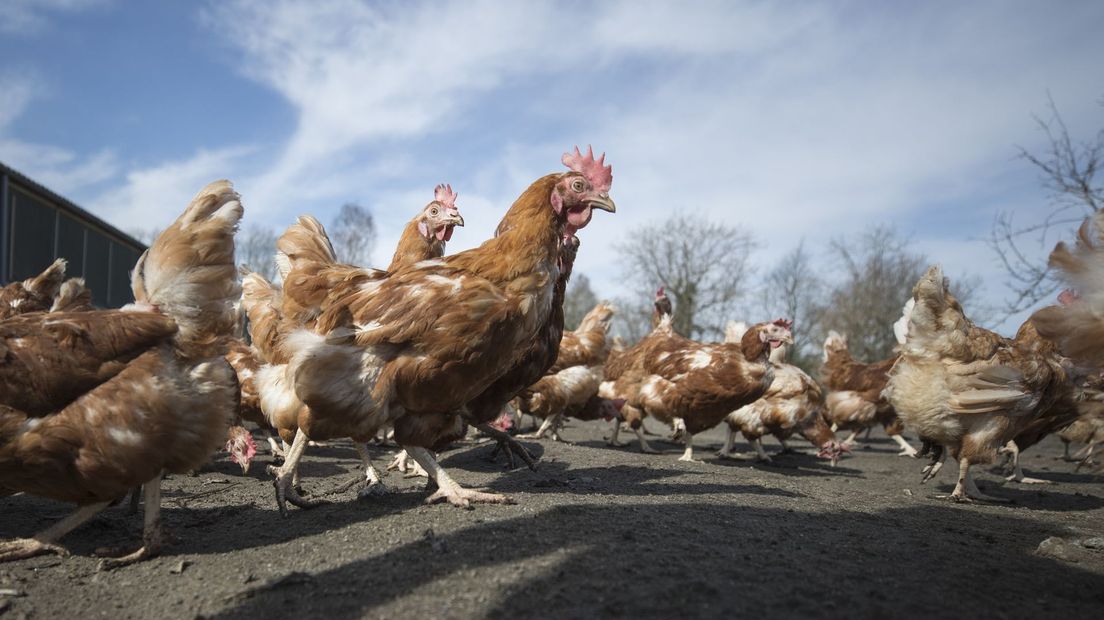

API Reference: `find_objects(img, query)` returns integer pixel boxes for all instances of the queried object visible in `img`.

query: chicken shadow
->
[206,502,1104,620]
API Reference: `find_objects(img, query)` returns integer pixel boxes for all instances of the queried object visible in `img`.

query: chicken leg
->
[948,456,1010,502]
[999,440,1050,484]
[716,426,739,458]
[891,433,919,457]
[267,431,327,517]
[97,477,168,570]
[0,502,109,563]
[678,432,701,463]
[354,443,389,498]
[480,422,538,471]
[407,447,514,508]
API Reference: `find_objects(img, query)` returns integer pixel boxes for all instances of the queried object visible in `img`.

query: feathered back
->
[131,179,243,357]
[577,301,616,334]
[0,258,67,318]
[50,278,93,312]
[905,265,1001,360]
[724,321,748,343]
[1032,212,1104,366]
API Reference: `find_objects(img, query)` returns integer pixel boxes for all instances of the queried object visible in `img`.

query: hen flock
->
[2,147,1103,568]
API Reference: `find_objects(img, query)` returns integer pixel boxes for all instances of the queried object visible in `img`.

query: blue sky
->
[2,0,1103,334]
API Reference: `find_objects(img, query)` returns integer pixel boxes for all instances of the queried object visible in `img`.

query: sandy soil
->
[2,420,1103,619]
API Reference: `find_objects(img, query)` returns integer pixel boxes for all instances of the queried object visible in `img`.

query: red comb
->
[562,145,612,192]
[434,183,457,209]
[773,318,793,330]
[656,286,665,297]
[612,398,626,411]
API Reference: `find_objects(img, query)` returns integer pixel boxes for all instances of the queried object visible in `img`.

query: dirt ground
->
[2,419,1103,619]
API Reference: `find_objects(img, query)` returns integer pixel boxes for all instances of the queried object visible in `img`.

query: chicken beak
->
[449,214,465,227]
[588,193,616,213]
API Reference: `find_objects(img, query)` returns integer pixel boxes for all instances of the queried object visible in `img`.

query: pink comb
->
[562,145,612,192]
[434,183,458,209]
[1058,289,1080,306]
[656,286,665,298]
[773,318,793,330]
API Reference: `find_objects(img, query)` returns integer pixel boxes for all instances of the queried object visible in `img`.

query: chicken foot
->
[716,426,740,459]
[407,447,515,508]
[751,438,773,464]
[999,440,1051,484]
[0,501,110,563]
[519,413,563,441]
[891,433,919,457]
[947,456,1010,503]
[267,431,327,517]
[387,449,429,478]
[354,443,389,499]
[920,442,945,483]
[678,432,701,463]
[97,477,167,570]
[480,423,538,471]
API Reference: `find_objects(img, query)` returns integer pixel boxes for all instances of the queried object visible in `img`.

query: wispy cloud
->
[1,0,110,35]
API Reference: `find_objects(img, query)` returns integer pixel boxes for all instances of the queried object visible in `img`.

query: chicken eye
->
[571,178,585,193]
[429,207,440,216]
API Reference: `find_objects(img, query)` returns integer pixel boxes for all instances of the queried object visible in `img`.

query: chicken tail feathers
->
[50,277,92,312]
[276,215,340,316]
[131,179,243,357]
[241,269,283,362]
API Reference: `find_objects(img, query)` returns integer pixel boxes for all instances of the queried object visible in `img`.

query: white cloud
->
[88,146,254,233]
[1,0,110,35]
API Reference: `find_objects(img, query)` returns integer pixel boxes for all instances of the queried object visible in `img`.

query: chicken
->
[388,183,465,271]
[820,330,917,456]
[599,288,674,453]
[886,265,1078,501]
[718,325,847,465]
[257,146,614,511]
[0,258,67,319]
[49,278,94,313]
[517,365,616,440]
[514,301,616,438]
[222,339,267,471]
[0,180,242,565]
[1031,211,1104,367]
[633,317,794,462]
[549,301,615,372]
[1058,399,1104,468]
[245,183,466,495]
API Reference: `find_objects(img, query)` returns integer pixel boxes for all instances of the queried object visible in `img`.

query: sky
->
[2,0,1102,335]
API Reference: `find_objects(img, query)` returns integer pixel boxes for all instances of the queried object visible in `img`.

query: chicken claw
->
[0,538,69,562]
[269,465,327,517]
[479,423,538,471]
[425,487,515,509]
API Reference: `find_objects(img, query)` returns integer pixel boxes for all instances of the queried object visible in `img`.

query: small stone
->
[169,560,191,575]
[1035,537,1079,563]
[903,489,913,497]
[1079,537,1104,550]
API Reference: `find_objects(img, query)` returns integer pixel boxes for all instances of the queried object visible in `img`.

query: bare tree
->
[563,272,599,331]
[989,94,1103,317]
[236,225,279,281]
[330,203,377,265]
[811,226,928,363]
[811,226,989,364]
[757,241,822,371]
[615,215,756,340]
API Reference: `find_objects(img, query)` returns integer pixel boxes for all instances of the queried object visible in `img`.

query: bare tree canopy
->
[989,94,1104,317]
[330,203,377,266]
[811,226,927,363]
[615,214,756,340]
[757,240,822,371]
[563,272,599,331]
[237,225,279,281]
